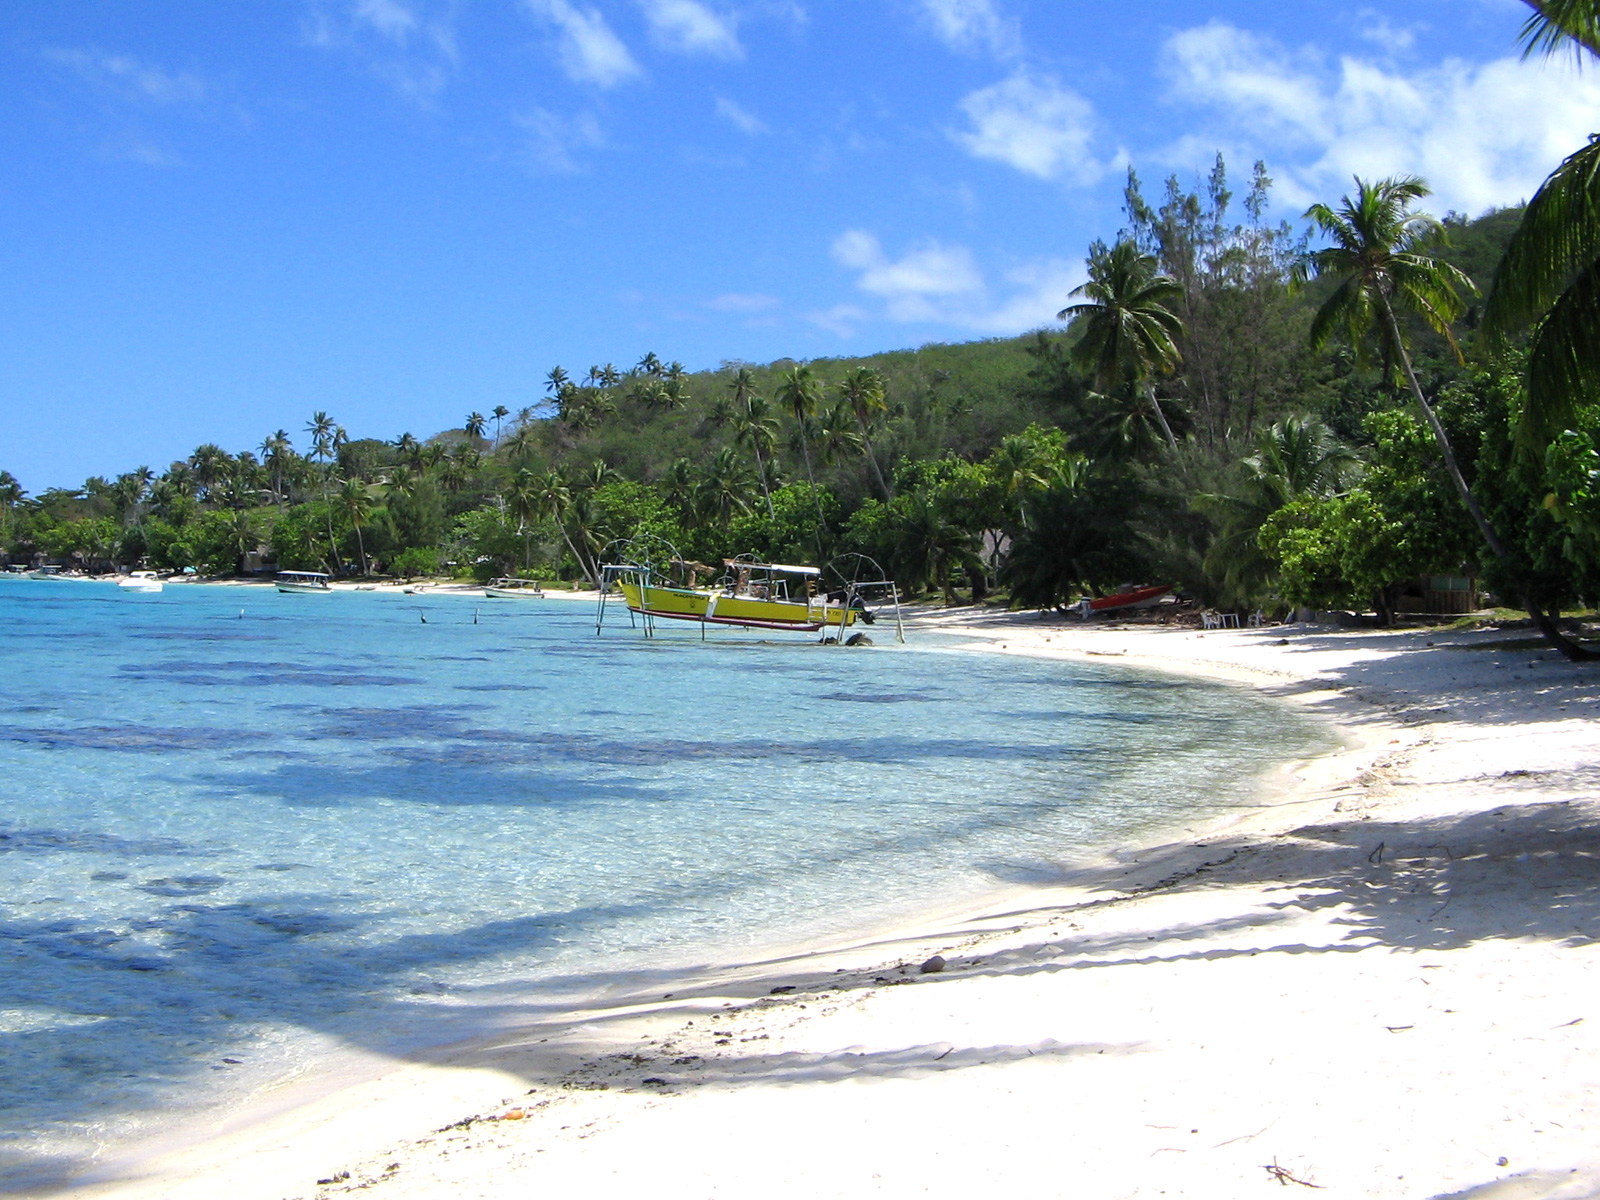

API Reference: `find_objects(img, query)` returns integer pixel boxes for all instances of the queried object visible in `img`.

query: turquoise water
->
[0,578,1323,1185]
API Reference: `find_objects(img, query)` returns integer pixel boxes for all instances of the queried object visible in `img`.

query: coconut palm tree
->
[464,412,487,446]
[637,351,663,376]
[305,412,343,572]
[545,365,569,395]
[1297,175,1592,660]
[189,444,233,503]
[260,431,293,507]
[0,470,23,545]
[696,446,756,529]
[774,364,828,536]
[505,468,541,570]
[1057,240,1184,451]
[815,400,864,468]
[491,405,510,444]
[732,389,779,518]
[835,366,892,499]
[534,470,593,583]
[1482,2,1600,448]
[337,477,373,575]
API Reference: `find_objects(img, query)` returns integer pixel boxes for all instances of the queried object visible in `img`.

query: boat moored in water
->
[275,571,333,594]
[117,572,163,593]
[598,543,904,641]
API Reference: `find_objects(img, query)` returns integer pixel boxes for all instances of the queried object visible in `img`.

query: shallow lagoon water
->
[0,578,1326,1184]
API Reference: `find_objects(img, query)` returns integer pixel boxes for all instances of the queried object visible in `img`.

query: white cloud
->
[913,0,1019,59]
[1160,21,1600,214]
[516,107,605,172]
[46,48,206,104]
[302,0,458,104]
[522,0,641,88]
[950,71,1110,184]
[706,292,780,312]
[806,303,869,338]
[715,95,767,134]
[640,0,743,59]
[1355,9,1418,53]
[827,230,1081,334]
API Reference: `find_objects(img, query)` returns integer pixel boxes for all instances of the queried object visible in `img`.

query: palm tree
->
[815,400,864,468]
[545,366,569,395]
[535,470,594,583]
[1200,415,1360,606]
[260,430,293,507]
[505,468,541,569]
[503,423,537,466]
[491,405,510,444]
[696,446,756,529]
[774,364,828,537]
[1297,175,1591,660]
[337,477,373,575]
[189,444,233,503]
[305,411,343,572]
[1057,240,1184,451]
[464,412,487,445]
[1482,2,1600,448]
[637,351,663,376]
[835,366,892,499]
[732,384,779,519]
[0,471,23,545]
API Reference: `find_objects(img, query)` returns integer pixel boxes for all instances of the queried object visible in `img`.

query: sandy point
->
[49,611,1600,1200]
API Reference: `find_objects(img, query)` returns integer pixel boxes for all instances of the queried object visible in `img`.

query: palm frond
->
[1519,0,1600,61]
[1483,136,1600,334]
[1523,253,1600,447]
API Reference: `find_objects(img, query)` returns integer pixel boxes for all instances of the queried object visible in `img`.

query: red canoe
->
[1088,584,1173,613]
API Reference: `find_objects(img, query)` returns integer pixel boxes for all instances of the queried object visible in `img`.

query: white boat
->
[118,572,163,593]
[276,571,333,594]
[25,566,63,580]
[484,577,544,599]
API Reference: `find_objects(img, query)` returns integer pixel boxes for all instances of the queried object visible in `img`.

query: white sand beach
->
[54,611,1600,1200]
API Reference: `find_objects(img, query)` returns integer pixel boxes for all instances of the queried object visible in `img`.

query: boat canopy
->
[276,571,330,580]
[722,559,820,576]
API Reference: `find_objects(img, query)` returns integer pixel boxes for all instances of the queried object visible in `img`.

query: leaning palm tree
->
[1058,240,1184,451]
[535,470,593,584]
[1297,175,1591,660]
[774,364,828,537]
[835,366,892,499]
[1482,1,1600,448]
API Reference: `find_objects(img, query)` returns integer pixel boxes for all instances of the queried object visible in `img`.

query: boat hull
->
[276,582,333,594]
[485,587,543,599]
[1089,585,1171,613]
[118,581,163,593]
[618,581,854,631]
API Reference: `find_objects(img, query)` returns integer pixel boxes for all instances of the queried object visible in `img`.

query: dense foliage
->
[4,147,1598,641]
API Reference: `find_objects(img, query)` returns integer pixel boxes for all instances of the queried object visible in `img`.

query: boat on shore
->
[275,571,333,594]
[1084,584,1173,615]
[484,578,543,599]
[25,566,63,580]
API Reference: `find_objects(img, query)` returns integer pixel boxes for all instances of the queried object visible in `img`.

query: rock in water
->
[919,955,946,974]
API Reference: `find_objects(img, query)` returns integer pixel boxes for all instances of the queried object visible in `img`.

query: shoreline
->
[42,609,1600,1199]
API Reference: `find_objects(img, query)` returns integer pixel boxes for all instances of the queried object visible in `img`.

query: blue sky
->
[3,0,1597,491]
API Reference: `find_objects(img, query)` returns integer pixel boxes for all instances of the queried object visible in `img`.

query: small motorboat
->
[484,578,544,599]
[276,571,333,594]
[1087,584,1172,614]
[118,572,163,593]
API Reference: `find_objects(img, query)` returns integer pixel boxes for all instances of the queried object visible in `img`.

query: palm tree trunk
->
[752,443,776,518]
[1382,303,1593,661]
[798,434,827,556]
[355,525,367,576]
[855,418,892,500]
[1145,384,1179,451]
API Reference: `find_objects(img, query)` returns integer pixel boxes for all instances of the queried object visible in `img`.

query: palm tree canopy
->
[1293,175,1476,375]
[1518,0,1600,59]
[1482,136,1600,444]
[774,364,823,423]
[1058,240,1184,392]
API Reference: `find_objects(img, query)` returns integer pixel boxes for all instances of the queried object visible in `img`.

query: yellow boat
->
[616,560,856,632]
